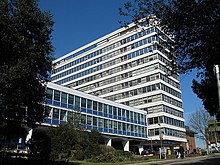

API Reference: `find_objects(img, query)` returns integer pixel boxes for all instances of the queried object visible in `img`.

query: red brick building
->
[182,126,197,154]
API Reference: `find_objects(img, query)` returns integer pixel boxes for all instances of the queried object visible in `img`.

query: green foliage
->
[99,145,115,154]
[0,0,54,126]
[28,128,51,163]
[67,111,83,130]
[192,72,219,118]
[119,0,220,118]
[48,124,79,161]
[47,124,102,161]
[92,150,133,162]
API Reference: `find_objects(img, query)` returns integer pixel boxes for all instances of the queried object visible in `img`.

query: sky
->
[39,0,204,148]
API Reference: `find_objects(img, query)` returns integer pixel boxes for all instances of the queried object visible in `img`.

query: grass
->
[69,158,163,165]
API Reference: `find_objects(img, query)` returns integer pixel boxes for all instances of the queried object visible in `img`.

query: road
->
[167,155,220,165]
[129,153,220,165]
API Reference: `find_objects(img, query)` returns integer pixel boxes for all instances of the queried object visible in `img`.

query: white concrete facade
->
[51,17,186,145]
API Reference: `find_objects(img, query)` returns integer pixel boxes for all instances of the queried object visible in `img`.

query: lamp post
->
[214,65,220,149]
[158,124,163,159]
[214,64,220,113]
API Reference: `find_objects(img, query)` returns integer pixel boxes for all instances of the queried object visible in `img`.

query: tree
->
[119,0,220,118]
[47,124,102,161]
[188,108,214,149]
[67,111,83,130]
[0,0,54,126]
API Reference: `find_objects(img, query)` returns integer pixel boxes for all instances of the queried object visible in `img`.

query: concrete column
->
[138,145,144,155]
[122,140,129,151]
[105,138,112,146]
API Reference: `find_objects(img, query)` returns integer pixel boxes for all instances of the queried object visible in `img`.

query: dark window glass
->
[46,88,53,100]
[104,119,108,128]
[61,93,67,103]
[154,117,158,124]
[148,118,153,124]
[126,110,130,119]
[93,101,97,110]
[81,98,86,108]
[118,108,121,116]
[113,107,117,116]
[45,106,52,118]
[81,114,86,124]
[123,123,126,131]
[87,116,92,125]
[98,103,103,112]
[87,99,92,109]
[53,108,59,119]
[75,96,80,107]
[68,94,74,104]
[93,117,97,126]
[104,104,108,114]
[60,110,67,121]
[109,106,112,114]
[155,128,159,135]
[54,90,60,101]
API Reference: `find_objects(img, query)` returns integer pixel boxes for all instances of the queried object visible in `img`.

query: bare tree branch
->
[189,107,214,144]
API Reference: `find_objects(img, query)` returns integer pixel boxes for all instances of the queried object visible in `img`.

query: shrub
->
[92,150,133,162]
[99,145,115,154]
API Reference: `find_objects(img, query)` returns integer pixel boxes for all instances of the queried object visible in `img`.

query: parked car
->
[141,149,155,156]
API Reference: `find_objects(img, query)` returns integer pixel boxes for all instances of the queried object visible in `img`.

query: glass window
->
[75,96,80,107]
[68,94,74,105]
[138,114,140,121]
[93,117,97,126]
[53,108,59,120]
[104,119,108,128]
[159,116,164,123]
[149,129,154,136]
[131,125,134,132]
[126,110,130,119]
[113,107,117,116]
[127,124,131,131]
[93,101,97,110]
[113,121,117,130]
[148,118,153,125]
[154,117,158,124]
[54,90,60,101]
[61,93,67,103]
[87,116,92,125]
[60,110,67,121]
[109,106,112,115]
[141,114,144,122]
[81,114,86,124]
[134,112,137,120]
[104,104,108,114]
[87,99,92,109]
[122,123,126,131]
[81,98,86,108]
[45,106,52,118]
[109,120,113,129]
[98,103,103,112]
[122,109,126,118]
[98,118,103,127]
[118,122,122,131]
[130,111,133,120]
[46,88,53,100]
[118,108,121,116]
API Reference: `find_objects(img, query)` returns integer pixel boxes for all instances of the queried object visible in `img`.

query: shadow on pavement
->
[0,157,81,165]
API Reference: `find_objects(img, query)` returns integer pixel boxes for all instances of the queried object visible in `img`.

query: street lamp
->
[158,124,163,159]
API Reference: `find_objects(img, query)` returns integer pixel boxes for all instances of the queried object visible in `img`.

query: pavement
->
[128,153,220,165]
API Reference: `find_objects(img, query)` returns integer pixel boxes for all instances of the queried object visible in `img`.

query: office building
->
[50,16,186,149]
[45,82,147,153]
